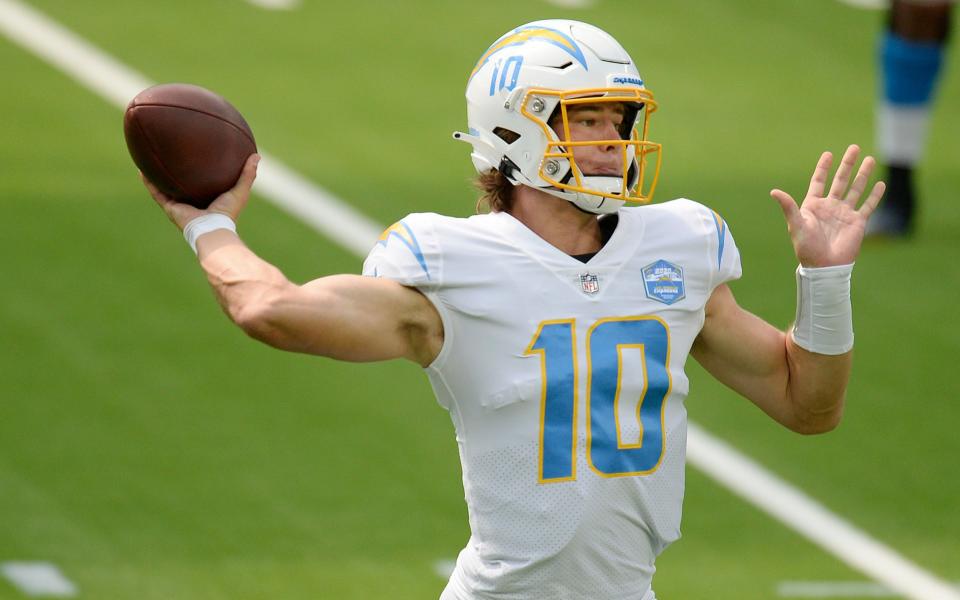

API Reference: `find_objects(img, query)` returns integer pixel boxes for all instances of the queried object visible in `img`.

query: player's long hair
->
[474,169,515,213]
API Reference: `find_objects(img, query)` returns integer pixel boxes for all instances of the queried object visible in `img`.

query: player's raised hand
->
[142,153,260,231]
[770,145,885,267]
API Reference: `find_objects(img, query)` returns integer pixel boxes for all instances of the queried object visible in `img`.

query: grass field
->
[1,0,958,598]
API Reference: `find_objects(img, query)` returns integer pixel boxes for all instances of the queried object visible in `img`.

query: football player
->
[871,0,953,236]
[143,20,884,600]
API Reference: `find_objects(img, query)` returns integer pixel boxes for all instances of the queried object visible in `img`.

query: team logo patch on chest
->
[579,273,600,295]
[642,260,685,305]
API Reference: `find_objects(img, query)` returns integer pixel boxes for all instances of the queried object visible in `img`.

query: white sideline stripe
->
[689,423,960,600]
[778,580,960,598]
[254,155,380,256]
[1,1,956,598]
[1,562,77,597]
[0,0,381,256]
[246,0,300,9]
[779,580,900,598]
[432,559,457,580]
[835,0,888,10]
[544,0,598,8]
[0,0,150,108]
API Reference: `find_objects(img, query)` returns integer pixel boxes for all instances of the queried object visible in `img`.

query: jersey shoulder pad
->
[660,198,742,285]
[362,212,442,287]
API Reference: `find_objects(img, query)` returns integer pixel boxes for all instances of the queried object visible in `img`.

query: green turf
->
[1,0,958,598]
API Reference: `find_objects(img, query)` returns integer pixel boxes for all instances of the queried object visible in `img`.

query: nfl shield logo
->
[579,273,600,295]
[642,260,685,305]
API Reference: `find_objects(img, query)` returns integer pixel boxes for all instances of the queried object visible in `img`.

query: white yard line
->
[0,0,381,254]
[689,424,960,600]
[780,580,903,598]
[1,1,956,597]
[778,580,960,598]
[432,558,457,580]
[835,0,888,10]
[253,155,380,256]
[246,0,300,10]
[557,0,885,13]
[1,562,77,597]
[0,0,150,107]
[544,0,598,8]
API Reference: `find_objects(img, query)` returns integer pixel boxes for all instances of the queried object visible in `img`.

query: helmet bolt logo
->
[544,160,560,175]
[531,98,545,113]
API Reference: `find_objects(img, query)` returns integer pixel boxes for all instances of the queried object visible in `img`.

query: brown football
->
[124,83,257,208]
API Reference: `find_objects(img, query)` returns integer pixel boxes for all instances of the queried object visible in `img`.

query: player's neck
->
[509,186,604,256]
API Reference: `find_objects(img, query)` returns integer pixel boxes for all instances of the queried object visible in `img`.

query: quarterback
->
[142,20,884,600]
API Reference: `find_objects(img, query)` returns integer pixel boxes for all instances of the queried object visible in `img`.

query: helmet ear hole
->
[493,127,521,144]
[498,156,522,181]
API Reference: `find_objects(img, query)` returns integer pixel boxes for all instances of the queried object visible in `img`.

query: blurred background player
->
[871,0,953,236]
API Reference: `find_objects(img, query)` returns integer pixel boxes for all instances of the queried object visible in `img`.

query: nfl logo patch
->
[642,260,685,305]
[579,273,600,295]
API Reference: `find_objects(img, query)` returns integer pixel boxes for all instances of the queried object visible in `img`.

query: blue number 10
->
[525,317,672,483]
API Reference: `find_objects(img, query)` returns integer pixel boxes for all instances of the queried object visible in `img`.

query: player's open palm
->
[771,145,885,268]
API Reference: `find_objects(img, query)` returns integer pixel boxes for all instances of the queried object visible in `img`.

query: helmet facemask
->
[522,88,661,214]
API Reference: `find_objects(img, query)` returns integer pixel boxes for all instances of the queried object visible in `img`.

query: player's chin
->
[582,168,624,177]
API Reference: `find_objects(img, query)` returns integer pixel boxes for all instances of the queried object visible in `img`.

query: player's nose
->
[599,120,621,149]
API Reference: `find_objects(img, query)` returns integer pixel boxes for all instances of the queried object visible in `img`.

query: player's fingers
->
[140,171,159,197]
[857,181,886,219]
[141,172,198,229]
[234,153,261,194]
[807,151,832,199]
[211,154,260,217]
[827,145,859,200]
[844,156,876,205]
[141,172,173,206]
[771,189,801,227]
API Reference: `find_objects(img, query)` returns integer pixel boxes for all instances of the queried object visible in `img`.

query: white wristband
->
[792,263,855,355]
[183,214,237,254]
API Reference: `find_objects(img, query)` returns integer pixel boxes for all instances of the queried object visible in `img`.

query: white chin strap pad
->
[570,176,625,214]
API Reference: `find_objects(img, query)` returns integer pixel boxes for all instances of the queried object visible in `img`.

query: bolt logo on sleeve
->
[376,221,430,280]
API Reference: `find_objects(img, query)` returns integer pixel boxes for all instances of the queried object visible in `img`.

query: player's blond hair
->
[474,169,515,213]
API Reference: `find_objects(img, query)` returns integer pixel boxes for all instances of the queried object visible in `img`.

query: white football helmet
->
[454,20,661,214]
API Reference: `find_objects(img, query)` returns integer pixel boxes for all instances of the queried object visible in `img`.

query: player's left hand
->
[771,145,885,267]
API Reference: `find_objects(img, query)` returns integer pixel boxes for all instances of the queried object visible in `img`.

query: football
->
[124,83,257,208]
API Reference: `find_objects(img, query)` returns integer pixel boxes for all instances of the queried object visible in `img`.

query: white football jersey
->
[362,200,741,600]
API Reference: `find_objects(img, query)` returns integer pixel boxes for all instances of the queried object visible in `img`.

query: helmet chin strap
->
[540,176,626,215]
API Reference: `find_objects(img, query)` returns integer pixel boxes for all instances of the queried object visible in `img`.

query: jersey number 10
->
[525,316,671,483]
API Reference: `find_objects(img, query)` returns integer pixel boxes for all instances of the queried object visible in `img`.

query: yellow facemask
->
[520,87,662,205]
